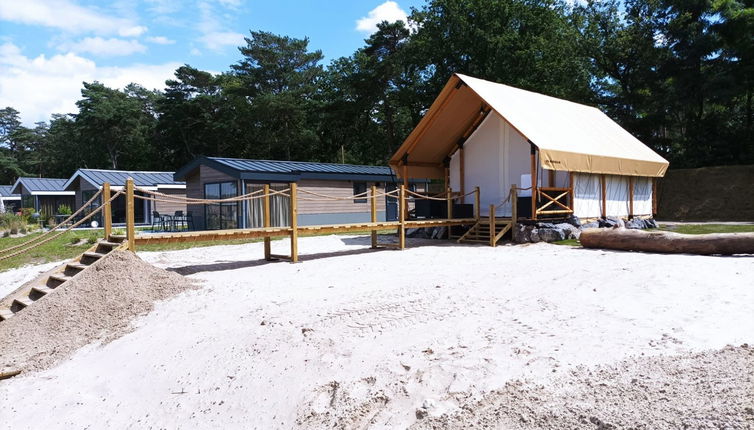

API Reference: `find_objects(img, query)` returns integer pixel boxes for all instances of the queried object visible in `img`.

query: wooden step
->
[0,308,14,321]
[98,240,121,248]
[108,234,127,243]
[66,262,88,271]
[11,296,33,311]
[49,273,72,283]
[29,285,53,300]
[83,251,106,260]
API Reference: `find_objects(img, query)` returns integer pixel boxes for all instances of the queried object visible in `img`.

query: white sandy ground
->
[0,261,61,299]
[1,235,753,428]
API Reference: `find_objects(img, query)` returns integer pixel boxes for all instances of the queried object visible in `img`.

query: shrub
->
[57,204,72,216]
[87,234,98,245]
[70,236,80,245]
[2,231,9,238]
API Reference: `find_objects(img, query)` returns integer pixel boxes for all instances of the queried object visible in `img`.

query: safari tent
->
[389,74,669,220]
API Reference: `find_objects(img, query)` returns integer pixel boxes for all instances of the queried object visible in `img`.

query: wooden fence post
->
[370,185,377,248]
[126,178,135,252]
[628,176,634,218]
[511,184,518,222]
[398,185,406,250]
[290,182,298,262]
[263,184,271,260]
[489,204,496,247]
[474,186,480,220]
[446,187,453,220]
[103,182,112,240]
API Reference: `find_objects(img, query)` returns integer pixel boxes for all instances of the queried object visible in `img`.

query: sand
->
[0,235,752,429]
[0,250,197,372]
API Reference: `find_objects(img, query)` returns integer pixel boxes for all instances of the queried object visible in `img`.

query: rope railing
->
[0,188,104,255]
[0,190,124,262]
[296,188,398,202]
[136,187,268,204]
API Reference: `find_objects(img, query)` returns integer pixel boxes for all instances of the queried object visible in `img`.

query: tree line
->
[1,0,752,185]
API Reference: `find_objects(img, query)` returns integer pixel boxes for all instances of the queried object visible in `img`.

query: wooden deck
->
[134,218,480,245]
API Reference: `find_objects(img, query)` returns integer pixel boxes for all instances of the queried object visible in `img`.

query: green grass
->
[0,230,103,272]
[552,238,581,246]
[659,224,754,235]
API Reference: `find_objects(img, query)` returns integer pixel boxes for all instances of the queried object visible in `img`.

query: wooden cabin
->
[174,157,415,231]
[63,169,186,224]
[11,178,75,217]
[389,74,669,221]
[0,186,21,213]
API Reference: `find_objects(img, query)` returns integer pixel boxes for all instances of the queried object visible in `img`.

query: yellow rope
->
[136,187,266,203]
[0,191,123,262]
[0,189,103,255]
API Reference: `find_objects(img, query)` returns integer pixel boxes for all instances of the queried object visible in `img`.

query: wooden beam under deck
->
[134,219,480,246]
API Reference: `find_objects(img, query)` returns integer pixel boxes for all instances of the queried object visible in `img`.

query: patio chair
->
[173,210,185,231]
[151,211,166,231]
[185,211,195,231]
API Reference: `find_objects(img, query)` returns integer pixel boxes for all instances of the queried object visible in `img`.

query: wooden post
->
[126,178,135,252]
[652,177,657,215]
[398,185,406,250]
[511,184,518,222]
[103,182,112,240]
[459,147,465,203]
[290,182,298,262]
[489,204,496,247]
[443,167,449,192]
[370,185,377,248]
[263,184,271,260]
[446,187,453,220]
[402,164,409,219]
[530,146,537,220]
[628,176,634,218]
[601,174,607,218]
[474,186,480,220]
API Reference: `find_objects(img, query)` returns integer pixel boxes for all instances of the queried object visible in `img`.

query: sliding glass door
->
[205,182,239,230]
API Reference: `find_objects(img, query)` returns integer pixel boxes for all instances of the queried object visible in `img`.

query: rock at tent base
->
[512,223,529,244]
[582,221,599,229]
[538,227,566,242]
[565,215,581,227]
[529,227,541,243]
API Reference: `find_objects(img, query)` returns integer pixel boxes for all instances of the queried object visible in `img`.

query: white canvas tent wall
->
[389,73,669,219]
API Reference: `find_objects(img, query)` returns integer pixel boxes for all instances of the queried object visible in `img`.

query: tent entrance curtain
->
[245,183,291,228]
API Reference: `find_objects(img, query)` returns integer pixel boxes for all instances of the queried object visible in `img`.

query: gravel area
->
[0,250,197,372]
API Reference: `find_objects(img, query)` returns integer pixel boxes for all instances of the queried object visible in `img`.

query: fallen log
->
[579,228,754,255]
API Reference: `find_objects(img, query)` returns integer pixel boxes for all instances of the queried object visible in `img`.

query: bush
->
[2,231,9,238]
[87,234,98,245]
[0,213,25,234]
[70,236,80,245]
[57,204,72,216]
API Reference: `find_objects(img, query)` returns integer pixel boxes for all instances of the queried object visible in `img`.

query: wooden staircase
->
[0,234,128,321]
[457,218,513,246]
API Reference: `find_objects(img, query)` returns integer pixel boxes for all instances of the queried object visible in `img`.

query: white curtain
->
[605,175,630,217]
[245,183,291,228]
[573,173,602,218]
[633,177,653,216]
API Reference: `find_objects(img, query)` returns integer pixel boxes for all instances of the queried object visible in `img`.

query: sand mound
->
[0,250,198,373]
[410,345,754,429]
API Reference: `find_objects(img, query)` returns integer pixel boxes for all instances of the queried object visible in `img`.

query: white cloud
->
[146,36,176,45]
[61,37,147,57]
[0,43,180,125]
[356,1,408,34]
[118,25,148,37]
[0,0,147,37]
[200,31,245,51]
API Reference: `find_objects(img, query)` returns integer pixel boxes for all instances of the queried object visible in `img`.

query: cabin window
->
[22,194,35,210]
[353,182,367,203]
[205,181,238,230]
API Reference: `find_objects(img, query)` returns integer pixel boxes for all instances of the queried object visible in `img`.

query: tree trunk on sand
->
[579,228,754,255]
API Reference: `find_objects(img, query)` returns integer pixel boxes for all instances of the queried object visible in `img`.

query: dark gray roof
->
[175,156,401,182]
[0,185,19,198]
[64,169,184,190]
[209,157,393,176]
[12,177,70,194]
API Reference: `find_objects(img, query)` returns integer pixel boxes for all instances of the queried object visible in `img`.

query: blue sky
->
[0,0,425,125]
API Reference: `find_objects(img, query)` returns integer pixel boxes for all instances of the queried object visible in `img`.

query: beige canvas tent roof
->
[390,73,669,179]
